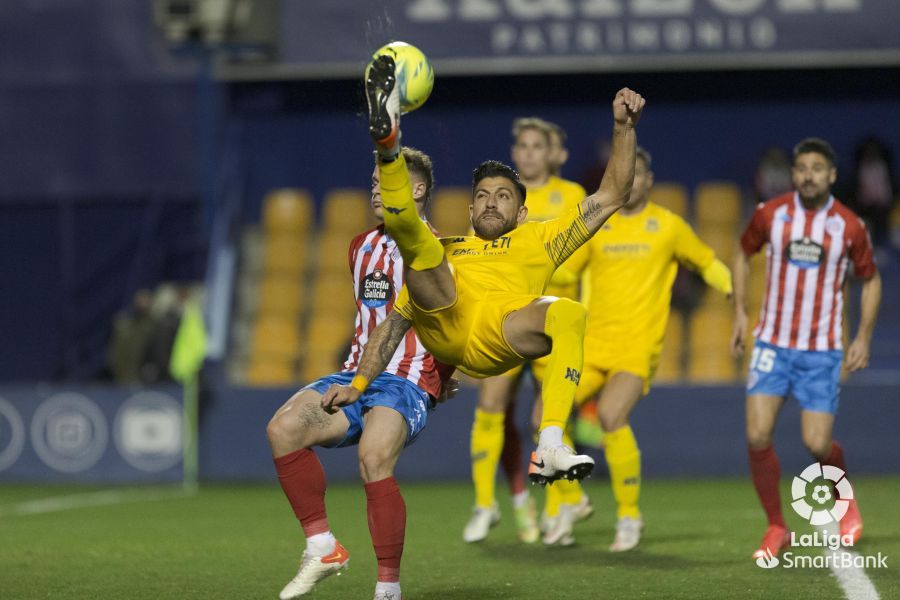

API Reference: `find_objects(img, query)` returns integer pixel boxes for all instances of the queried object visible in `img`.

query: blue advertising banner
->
[0,386,183,483]
[239,0,900,79]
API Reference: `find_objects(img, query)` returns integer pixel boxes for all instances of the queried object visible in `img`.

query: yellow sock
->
[544,481,562,518]
[378,155,444,270]
[604,425,641,520]
[471,409,505,509]
[538,298,586,431]
[557,429,585,504]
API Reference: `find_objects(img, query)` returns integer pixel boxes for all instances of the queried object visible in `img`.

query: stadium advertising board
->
[227,0,900,79]
[0,386,183,482]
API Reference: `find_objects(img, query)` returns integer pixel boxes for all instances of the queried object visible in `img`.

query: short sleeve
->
[393,284,415,320]
[847,216,877,280]
[740,204,769,255]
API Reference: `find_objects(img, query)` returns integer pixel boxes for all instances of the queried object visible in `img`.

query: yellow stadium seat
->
[648,183,689,218]
[311,273,357,318]
[251,315,301,360]
[696,227,737,265]
[430,187,472,236]
[305,314,355,355]
[245,358,296,386]
[318,231,356,271]
[687,304,738,382]
[695,181,742,227]
[654,310,684,383]
[263,236,309,276]
[263,189,313,234]
[258,277,304,317]
[323,189,375,234]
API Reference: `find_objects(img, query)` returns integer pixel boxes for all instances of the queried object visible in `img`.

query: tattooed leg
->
[267,388,351,456]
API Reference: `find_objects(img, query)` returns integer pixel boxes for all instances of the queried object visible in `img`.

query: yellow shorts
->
[495,353,549,383]
[405,270,538,378]
[574,345,660,403]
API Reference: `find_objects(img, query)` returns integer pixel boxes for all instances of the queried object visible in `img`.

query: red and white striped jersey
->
[342,224,443,398]
[741,192,877,351]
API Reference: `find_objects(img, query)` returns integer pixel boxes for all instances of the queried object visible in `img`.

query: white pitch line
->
[821,522,881,600]
[0,487,193,517]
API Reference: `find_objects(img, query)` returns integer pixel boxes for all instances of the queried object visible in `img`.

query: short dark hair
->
[472,160,527,205]
[793,138,837,167]
[402,147,434,206]
[635,146,652,170]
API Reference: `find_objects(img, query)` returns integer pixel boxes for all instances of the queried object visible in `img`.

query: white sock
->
[375,581,402,598]
[538,426,564,449]
[512,491,530,509]
[306,531,336,556]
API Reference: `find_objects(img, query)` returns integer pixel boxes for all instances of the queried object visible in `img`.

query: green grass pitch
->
[1,477,897,599]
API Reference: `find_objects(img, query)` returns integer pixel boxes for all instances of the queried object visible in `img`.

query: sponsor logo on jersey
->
[384,206,405,215]
[360,269,393,308]
[785,237,824,268]
[483,236,511,252]
[452,248,479,256]
[645,218,659,232]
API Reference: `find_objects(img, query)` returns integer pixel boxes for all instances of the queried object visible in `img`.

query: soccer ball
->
[371,41,434,114]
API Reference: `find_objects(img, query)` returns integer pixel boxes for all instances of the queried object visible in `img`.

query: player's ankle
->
[538,426,564,448]
[305,531,337,556]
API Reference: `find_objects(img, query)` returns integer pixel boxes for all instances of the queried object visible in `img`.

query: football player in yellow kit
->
[322,52,646,491]
[557,147,733,551]
[465,117,590,546]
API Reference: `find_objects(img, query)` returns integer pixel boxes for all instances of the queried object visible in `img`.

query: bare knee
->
[359,447,394,483]
[598,405,628,433]
[746,423,774,449]
[802,431,832,460]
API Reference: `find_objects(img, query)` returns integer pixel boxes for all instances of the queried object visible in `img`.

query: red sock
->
[500,401,525,496]
[273,448,329,537]
[821,441,847,472]
[364,476,405,583]
[748,445,786,528]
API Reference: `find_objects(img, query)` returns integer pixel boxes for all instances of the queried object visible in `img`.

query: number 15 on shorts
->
[749,347,776,373]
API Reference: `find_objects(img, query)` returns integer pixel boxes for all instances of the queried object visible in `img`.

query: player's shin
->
[378,155,444,271]
[471,409,505,509]
[605,425,642,519]
[538,298,587,437]
[365,477,406,583]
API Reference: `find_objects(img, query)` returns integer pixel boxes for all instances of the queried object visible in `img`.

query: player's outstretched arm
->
[321,311,412,414]
[580,88,645,233]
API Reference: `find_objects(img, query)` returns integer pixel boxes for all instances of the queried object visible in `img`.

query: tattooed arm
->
[321,311,412,413]
[543,88,646,266]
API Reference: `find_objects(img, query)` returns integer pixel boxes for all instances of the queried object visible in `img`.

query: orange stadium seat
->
[322,189,375,234]
[648,183,689,218]
[263,236,309,276]
[251,315,301,361]
[263,189,313,235]
[430,187,472,236]
[695,181,742,227]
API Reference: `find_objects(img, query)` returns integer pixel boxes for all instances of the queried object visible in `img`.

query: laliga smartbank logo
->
[755,463,888,570]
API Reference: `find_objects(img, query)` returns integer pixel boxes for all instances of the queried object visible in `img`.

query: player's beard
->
[473,212,516,240]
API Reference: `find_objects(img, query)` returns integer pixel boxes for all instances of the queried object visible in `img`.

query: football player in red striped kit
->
[731,138,882,561]
[267,147,454,600]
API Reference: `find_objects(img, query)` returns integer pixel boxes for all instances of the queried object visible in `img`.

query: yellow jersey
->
[524,175,586,298]
[394,205,592,376]
[565,203,715,357]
